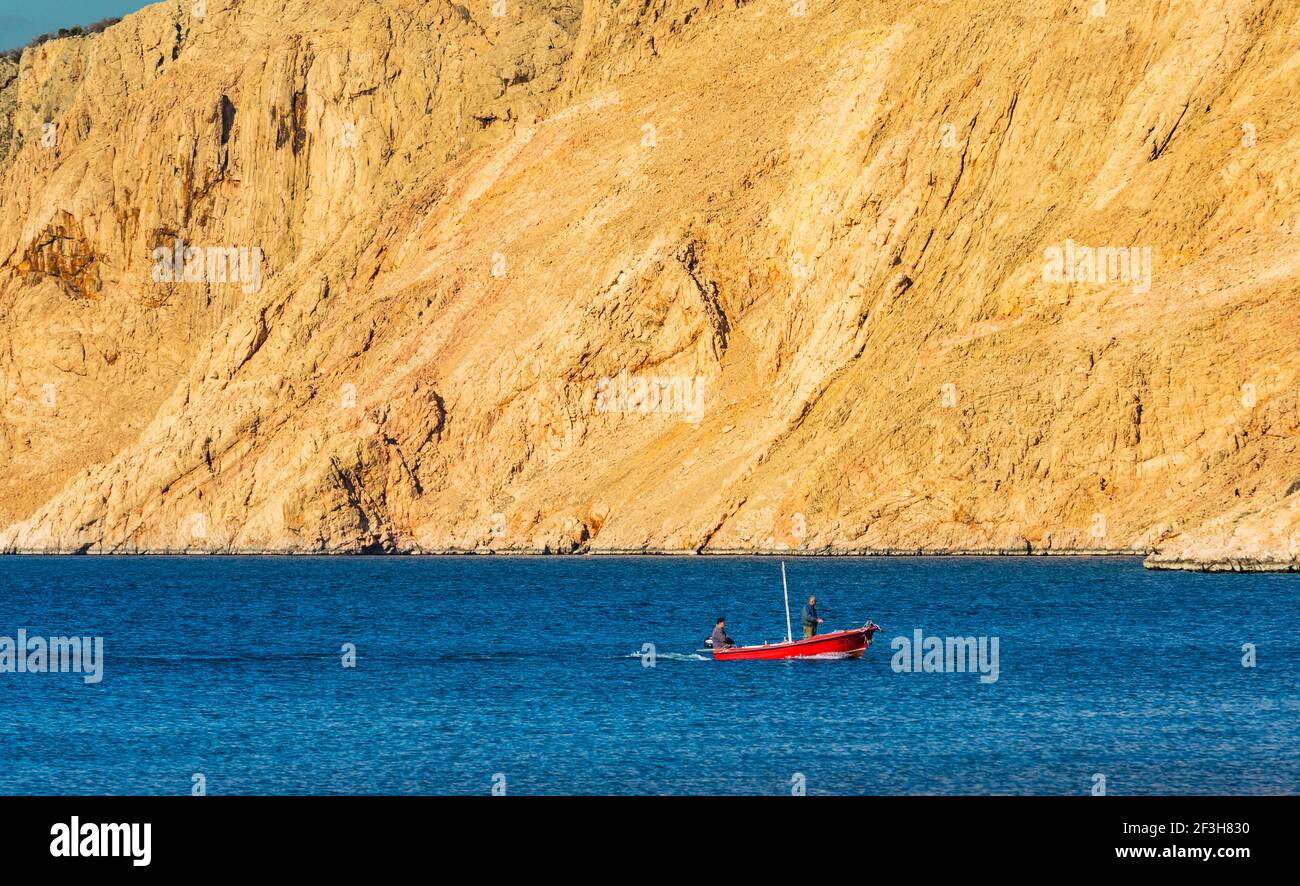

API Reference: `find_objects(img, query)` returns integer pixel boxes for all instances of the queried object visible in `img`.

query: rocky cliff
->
[1,0,1297,570]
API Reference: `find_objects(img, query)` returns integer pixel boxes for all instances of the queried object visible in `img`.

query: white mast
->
[782,560,792,643]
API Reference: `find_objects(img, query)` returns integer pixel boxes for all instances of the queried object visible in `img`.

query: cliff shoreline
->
[5,546,1294,571]
[2,1,1297,573]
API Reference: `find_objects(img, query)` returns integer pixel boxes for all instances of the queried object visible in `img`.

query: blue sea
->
[0,555,1295,795]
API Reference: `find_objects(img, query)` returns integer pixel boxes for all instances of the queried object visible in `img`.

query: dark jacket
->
[801,603,819,628]
[710,626,734,648]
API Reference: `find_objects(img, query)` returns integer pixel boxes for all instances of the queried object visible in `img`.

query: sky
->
[0,0,153,52]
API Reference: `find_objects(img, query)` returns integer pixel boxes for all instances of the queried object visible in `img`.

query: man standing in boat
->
[710,617,735,649]
[801,596,824,639]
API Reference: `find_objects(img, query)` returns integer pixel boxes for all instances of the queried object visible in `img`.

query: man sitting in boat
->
[709,617,736,649]
[801,596,824,639]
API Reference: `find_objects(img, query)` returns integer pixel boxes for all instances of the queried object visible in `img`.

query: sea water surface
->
[0,555,1295,795]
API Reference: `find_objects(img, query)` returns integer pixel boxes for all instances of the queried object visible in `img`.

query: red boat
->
[711,624,881,661]
[707,561,882,661]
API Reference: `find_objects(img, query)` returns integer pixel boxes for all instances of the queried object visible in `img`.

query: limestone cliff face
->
[1,0,1297,569]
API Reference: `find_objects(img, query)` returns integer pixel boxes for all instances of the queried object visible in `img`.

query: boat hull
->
[711,627,877,661]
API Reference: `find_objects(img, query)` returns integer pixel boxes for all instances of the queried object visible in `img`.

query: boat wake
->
[624,651,709,662]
